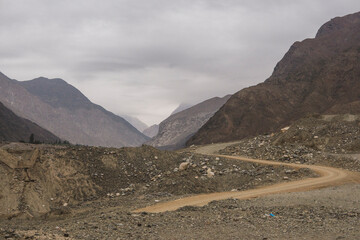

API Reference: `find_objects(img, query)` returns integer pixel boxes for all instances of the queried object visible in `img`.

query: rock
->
[207,168,215,178]
[281,126,290,132]
[179,162,190,171]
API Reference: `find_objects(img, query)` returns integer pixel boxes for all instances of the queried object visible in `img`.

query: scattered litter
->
[264,213,276,217]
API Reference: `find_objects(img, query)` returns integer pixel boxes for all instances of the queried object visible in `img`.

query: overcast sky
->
[0,1,359,125]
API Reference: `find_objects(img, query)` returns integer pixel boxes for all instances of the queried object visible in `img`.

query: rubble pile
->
[0,143,314,218]
[220,115,360,171]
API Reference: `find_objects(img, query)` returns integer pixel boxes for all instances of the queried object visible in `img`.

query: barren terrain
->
[1,130,359,239]
[0,115,359,239]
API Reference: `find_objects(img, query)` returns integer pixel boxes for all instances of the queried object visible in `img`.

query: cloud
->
[0,0,359,124]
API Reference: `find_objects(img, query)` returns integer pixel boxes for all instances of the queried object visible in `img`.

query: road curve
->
[133,145,360,213]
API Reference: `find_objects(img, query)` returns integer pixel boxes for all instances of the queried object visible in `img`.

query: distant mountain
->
[0,72,149,147]
[143,124,159,138]
[121,114,148,132]
[0,101,60,143]
[187,12,360,146]
[147,95,231,150]
[170,103,193,115]
[142,103,193,139]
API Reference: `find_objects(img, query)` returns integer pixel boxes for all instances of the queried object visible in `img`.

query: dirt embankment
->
[0,142,312,219]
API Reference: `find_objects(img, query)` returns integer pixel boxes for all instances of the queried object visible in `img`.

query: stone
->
[179,162,190,171]
[207,168,215,178]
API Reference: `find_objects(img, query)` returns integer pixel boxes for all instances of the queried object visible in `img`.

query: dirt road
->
[134,143,360,213]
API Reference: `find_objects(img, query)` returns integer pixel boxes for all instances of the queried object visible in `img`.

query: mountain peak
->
[147,95,231,150]
[170,103,193,115]
[316,11,360,38]
[32,76,67,84]
[0,72,148,147]
[188,12,360,146]
[20,77,92,110]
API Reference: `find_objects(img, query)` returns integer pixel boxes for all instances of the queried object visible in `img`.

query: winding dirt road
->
[134,143,360,213]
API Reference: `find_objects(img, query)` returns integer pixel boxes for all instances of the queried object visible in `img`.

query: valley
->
[0,9,359,240]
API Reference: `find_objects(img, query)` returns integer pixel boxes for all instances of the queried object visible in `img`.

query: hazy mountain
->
[0,72,149,147]
[143,124,159,138]
[187,12,360,146]
[142,103,192,139]
[170,103,193,115]
[0,101,60,143]
[121,114,148,132]
[147,95,231,150]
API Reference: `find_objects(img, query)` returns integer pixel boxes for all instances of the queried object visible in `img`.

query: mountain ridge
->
[187,11,360,146]
[148,95,231,149]
[0,72,149,147]
[143,124,159,138]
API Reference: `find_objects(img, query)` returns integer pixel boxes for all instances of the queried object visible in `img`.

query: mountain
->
[147,95,231,150]
[0,73,149,147]
[121,114,148,132]
[0,101,60,143]
[187,12,360,146]
[142,103,193,139]
[143,124,159,138]
[170,103,193,115]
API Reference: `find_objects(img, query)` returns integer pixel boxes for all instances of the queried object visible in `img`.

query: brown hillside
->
[187,12,360,146]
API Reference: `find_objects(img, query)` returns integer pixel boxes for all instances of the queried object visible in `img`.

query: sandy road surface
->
[134,143,360,213]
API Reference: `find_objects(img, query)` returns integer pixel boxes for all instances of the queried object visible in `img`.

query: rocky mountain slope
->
[0,72,149,147]
[147,95,231,150]
[143,124,159,138]
[188,12,360,146]
[170,103,193,115]
[0,102,60,143]
[121,115,148,132]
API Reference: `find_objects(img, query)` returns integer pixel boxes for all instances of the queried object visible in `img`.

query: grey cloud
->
[74,60,144,73]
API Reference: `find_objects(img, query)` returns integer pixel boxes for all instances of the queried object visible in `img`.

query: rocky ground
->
[0,141,317,239]
[220,115,360,172]
[1,184,359,239]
